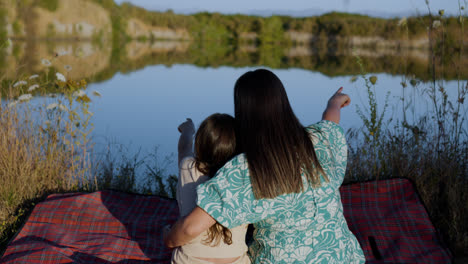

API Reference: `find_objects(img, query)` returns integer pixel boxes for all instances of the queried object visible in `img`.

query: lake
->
[2,40,466,176]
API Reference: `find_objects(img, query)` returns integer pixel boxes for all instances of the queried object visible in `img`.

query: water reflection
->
[2,39,468,87]
[1,40,466,175]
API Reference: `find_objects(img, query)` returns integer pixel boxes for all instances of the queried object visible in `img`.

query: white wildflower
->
[92,91,101,97]
[46,103,58,110]
[41,59,52,67]
[56,50,69,57]
[46,103,67,111]
[56,72,66,82]
[432,20,441,29]
[64,65,72,72]
[28,84,39,92]
[13,81,27,87]
[8,100,18,108]
[29,74,39,79]
[397,17,407,27]
[73,90,86,97]
[58,104,68,111]
[18,94,32,102]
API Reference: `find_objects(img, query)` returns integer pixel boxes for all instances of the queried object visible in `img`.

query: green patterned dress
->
[196,120,365,264]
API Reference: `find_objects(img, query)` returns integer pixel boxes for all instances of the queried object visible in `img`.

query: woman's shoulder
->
[306,120,346,145]
[306,120,344,135]
[208,153,249,185]
[223,153,248,170]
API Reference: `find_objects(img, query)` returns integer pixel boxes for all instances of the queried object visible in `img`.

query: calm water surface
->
[3,41,465,176]
[86,65,462,175]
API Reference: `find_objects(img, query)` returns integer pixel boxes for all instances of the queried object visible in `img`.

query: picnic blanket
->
[1,178,451,263]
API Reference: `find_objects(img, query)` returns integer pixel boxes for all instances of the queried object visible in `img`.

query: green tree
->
[259,16,284,44]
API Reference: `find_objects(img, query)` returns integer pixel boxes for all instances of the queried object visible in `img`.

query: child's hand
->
[327,87,350,109]
[178,118,195,135]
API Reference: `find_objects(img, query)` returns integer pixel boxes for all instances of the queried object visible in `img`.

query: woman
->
[165,69,365,263]
[173,114,249,264]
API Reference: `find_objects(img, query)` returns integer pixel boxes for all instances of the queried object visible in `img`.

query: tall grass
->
[345,4,468,256]
[0,56,98,252]
[94,142,177,197]
[346,74,467,256]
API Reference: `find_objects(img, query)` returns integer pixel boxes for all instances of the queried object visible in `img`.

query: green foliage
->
[37,0,59,12]
[259,16,284,44]
[258,43,284,68]
[0,8,5,34]
[12,43,21,59]
[136,35,148,42]
[353,56,390,179]
[188,41,235,67]
[12,20,22,35]
[97,146,142,193]
[46,23,55,38]
[0,9,7,69]
[118,3,195,29]
[190,12,234,42]
[96,145,177,198]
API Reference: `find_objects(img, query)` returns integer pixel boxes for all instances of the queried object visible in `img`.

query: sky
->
[114,0,465,18]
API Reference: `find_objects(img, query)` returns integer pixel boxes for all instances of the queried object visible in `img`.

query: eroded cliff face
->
[125,40,189,61]
[3,0,189,40]
[33,0,112,39]
[3,0,112,39]
[126,18,190,40]
[286,31,429,49]
[3,0,25,37]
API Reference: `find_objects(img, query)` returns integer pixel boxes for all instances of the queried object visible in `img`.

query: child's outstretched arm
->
[322,87,351,124]
[178,118,195,166]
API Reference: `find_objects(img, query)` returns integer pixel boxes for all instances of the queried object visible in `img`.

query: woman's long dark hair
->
[234,69,327,199]
[194,113,238,246]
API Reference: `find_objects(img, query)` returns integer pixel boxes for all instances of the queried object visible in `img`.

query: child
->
[172,114,250,264]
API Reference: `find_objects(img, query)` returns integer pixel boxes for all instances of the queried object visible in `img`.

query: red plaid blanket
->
[340,178,451,263]
[1,178,451,263]
[0,191,178,263]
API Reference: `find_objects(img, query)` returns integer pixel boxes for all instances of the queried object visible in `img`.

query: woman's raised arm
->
[322,87,351,124]
[164,206,216,248]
